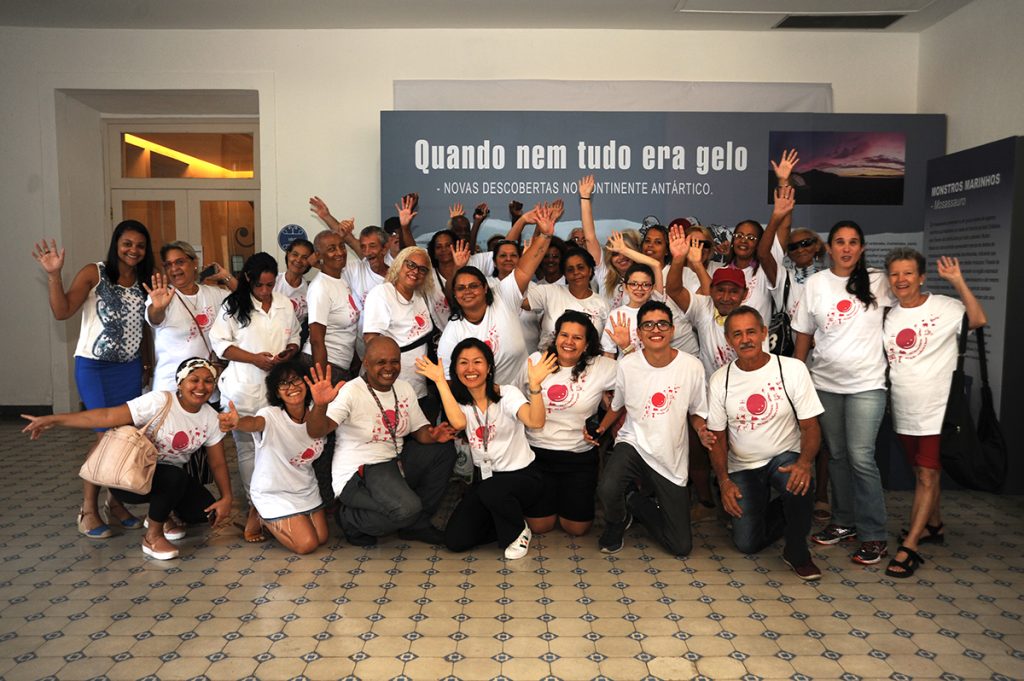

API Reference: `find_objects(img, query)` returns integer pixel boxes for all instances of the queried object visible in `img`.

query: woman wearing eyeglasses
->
[436,206,553,387]
[362,246,445,415]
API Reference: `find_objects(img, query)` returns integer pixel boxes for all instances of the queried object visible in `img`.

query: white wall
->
[919,0,1024,153]
[0,26,920,407]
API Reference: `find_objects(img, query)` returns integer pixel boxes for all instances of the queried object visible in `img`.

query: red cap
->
[711,267,746,289]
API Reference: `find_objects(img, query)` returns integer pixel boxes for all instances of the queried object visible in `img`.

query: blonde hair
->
[601,228,642,295]
[386,246,436,297]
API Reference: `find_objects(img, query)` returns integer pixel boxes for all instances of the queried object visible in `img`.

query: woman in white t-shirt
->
[526,311,616,537]
[219,360,340,555]
[417,339,557,560]
[525,248,611,350]
[211,252,301,541]
[274,238,314,344]
[792,221,895,567]
[602,262,660,358]
[882,249,986,578]
[22,359,233,561]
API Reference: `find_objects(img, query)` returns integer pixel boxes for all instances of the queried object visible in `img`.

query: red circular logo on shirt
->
[382,410,397,428]
[746,394,768,416]
[195,313,209,327]
[896,328,917,349]
[171,431,189,450]
[651,392,666,408]
[475,426,485,440]
[414,315,426,327]
[300,448,315,460]
[547,385,568,403]
[836,299,853,313]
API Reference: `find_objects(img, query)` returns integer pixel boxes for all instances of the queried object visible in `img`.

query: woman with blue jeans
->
[792,221,894,565]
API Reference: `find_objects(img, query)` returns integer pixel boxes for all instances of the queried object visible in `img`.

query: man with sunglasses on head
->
[589,300,714,556]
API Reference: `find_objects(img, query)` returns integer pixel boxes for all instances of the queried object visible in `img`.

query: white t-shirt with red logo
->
[612,350,708,486]
[791,269,894,394]
[884,293,965,435]
[302,271,360,369]
[147,285,228,392]
[250,406,325,518]
[274,272,308,325]
[126,391,224,467]
[736,238,785,323]
[707,356,824,473]
[527,284,610,352]
[362,283,435,398]
[326,377,428,497]
[438,275,527,386]
[526,353,616,453]
[343,258,386,314]
[457,386,533,473]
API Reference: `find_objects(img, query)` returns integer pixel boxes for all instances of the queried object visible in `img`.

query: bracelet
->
[580,197,591,201]
[528,386,542,395]
[621,344,636,355]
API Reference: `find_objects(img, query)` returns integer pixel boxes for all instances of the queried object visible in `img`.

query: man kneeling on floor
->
[707,306,824,580]
[306,337,457,546]
[591,300,714,556]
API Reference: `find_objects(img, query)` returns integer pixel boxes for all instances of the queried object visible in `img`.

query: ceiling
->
[0,0,972,32]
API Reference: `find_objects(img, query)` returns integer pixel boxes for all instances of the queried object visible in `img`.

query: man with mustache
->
[706,306,825,581]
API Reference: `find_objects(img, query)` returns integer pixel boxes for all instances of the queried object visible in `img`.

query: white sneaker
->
[503,523,532,560]
[143,515,186,541]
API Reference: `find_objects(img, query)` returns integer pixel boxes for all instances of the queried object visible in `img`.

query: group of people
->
[24,149,986,581]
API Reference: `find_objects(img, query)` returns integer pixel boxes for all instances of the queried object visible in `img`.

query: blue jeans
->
[730,451,813,565]
[817,389,887,541]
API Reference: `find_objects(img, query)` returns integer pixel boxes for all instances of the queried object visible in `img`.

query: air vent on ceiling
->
[775,14,905,29]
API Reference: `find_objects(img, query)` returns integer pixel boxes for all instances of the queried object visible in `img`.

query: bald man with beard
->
[307,337,457,546]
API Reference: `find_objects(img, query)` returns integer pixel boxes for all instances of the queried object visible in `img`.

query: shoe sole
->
[810,534,857,546]
[851,552,887,566]
[782,558,822,581]
[142,544,179,560]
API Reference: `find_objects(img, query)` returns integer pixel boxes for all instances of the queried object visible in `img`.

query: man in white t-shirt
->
[306,338,457,546]
[590,301,713,556]
[707,306,825,581]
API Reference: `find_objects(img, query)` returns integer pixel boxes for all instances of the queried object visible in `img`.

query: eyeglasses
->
[733,233,759,243]
[163,258,192,269]
[787,237,817,252]
[455,282,483,293]
[639,320,673,331]
[626,280,653,290]
[278,377,304,389]
[403,260,430,276]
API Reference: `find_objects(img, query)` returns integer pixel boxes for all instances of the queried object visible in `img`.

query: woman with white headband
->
[21,358,233,561]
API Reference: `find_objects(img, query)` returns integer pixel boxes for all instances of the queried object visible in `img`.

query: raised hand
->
[686,236,705,266]
[773,185,795,216]
[604,312,633,350]
[451,240,471,269]
[414,356,446,384]
[534,203,555,237]
[395,195,418,227]
[936,256,964,284]
[32,239,65,274]
[473,203,489,222]
[508,200,523,220]
[668,226,690,260]
[771,148,800,185]
[218,401,240,432]
[144,272,174,311]
[579,175,595,199]
[449,203,465,219]
[429,422,457,443]
[335,218,356,237]
[606,230,626,254]
[526,352,558,388]
[309,196,333,222]
[304,364,343,406]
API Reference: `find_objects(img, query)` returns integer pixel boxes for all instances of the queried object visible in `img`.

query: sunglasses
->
[787,237,817,252]
[733,233,759,243]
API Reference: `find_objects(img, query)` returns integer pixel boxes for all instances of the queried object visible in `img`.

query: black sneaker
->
[599,514,633,554]
[811,524,857,546]
[851,540,888,565]
[783,556,823,581]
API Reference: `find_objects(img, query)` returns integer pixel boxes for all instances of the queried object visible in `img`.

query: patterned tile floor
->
[1,418,1023,681]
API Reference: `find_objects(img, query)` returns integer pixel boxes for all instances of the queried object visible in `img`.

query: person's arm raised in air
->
[756,185,795,286]
[578,175,603,265]
[606,230,664,293]
[937,256,988,330]
[32,239,99,321]
[513,203,556,293]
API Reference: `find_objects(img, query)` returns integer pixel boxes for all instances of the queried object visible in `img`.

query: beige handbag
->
[78,393,173,495]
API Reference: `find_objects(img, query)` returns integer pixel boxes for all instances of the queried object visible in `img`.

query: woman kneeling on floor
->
[22,358,233,560]
[218,360,338,554]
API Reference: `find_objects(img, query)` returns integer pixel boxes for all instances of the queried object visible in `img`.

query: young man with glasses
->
[589,301,714,555]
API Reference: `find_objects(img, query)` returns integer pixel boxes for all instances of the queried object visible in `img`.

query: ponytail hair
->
[829,221,875,309]
[224,252,279,328]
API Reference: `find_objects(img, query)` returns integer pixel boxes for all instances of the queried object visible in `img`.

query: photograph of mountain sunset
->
[768,131,907,205]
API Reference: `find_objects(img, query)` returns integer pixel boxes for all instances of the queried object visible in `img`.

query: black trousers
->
[445,461,544,551]
[111,463,214,524]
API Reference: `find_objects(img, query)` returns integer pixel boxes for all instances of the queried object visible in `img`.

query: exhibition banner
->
[381,111,945,255]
